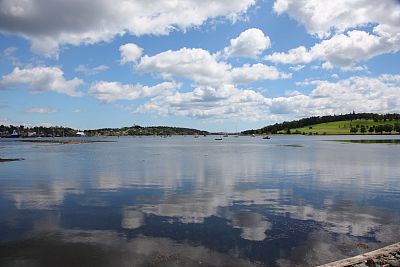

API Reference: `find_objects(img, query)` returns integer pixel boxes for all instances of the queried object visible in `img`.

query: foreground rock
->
[318,243,400,267]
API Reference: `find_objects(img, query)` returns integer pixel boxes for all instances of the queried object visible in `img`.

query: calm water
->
[0,136,399,266]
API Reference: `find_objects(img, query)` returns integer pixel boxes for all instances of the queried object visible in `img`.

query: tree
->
[350,127,358,134]
[394,123,400,134]
[360,125,366,134]
[375,125,384,134]
[368,126,375,133]
[383,124,393,134]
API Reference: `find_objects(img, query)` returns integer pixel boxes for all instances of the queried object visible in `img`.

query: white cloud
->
[74,64,109,76]
[137,47,290,86]
[289,65,305,71]
[89,81,179,103]
[119,43,143,64]
[0,0,255,57]
[273,0,400,39]
[0,66,83,96]
[2,46,17,57]
[137,74,400,120]
[231,63,291,83]
[1,46,19,66]
[130,47,288,120]
[138,48,231,86]
[269,0,400,68]
[25,106,57,113]
[266,46,312,65]
[267,75,400,116]
[265,30,400,68]
[137,84,271,121]
[223,28,271,58]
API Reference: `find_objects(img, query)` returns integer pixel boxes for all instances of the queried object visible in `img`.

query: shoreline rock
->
[318,242,400,267]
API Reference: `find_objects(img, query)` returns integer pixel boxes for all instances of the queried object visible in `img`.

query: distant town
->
[0,124,209,138]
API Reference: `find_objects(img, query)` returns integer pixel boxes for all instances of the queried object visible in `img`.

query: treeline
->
[83,125,209,136]
[0,124,209,137]
[243,113,400,134]
[0,125,77,137]
[350,124,400,134]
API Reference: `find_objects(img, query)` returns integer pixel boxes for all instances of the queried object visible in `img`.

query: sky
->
[0,0,399,132]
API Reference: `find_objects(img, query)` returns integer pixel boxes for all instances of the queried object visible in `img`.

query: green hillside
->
[285,120,400,135]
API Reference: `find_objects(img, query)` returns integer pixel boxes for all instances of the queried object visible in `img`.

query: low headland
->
[243,112,400,136]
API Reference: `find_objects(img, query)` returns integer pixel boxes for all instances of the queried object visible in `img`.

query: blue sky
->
[0,0,399,131]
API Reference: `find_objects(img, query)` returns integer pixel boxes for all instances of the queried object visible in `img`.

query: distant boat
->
[263,136,271,139]
[11,130,20,138]
[251,134,256,137]
[215,137,223,140]
[194,134,199,138]
[76,131,85,137]
[3,130,20,138]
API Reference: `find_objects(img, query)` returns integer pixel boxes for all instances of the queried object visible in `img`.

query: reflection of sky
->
[0,136,399,266]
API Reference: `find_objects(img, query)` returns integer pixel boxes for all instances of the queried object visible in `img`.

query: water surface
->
[0,135,399,266]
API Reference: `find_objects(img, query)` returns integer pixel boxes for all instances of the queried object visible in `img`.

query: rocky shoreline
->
[318,243,400,267]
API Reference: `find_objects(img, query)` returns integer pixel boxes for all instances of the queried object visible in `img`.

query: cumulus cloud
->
[89,81,179,103]
[137,74,400,120]
[0,66,83,96]
[267,75,400,116]
[137,48,231,85]
[231,63,291,83]
[289,65,305,72]
[25,106,57,113]
[273,0,400,39]
[265,30,400,69]
[137,84,271,121]
[0,0,255,57]
[223,28,271,58]
[137,47,290,86]
[266,46,311,65]
[74,64,109,76]
[268,0,400,69]
[133,47,290,120]
[119,43,143,64]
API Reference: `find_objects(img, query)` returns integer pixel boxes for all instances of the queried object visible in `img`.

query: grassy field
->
[282,120,400,135]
